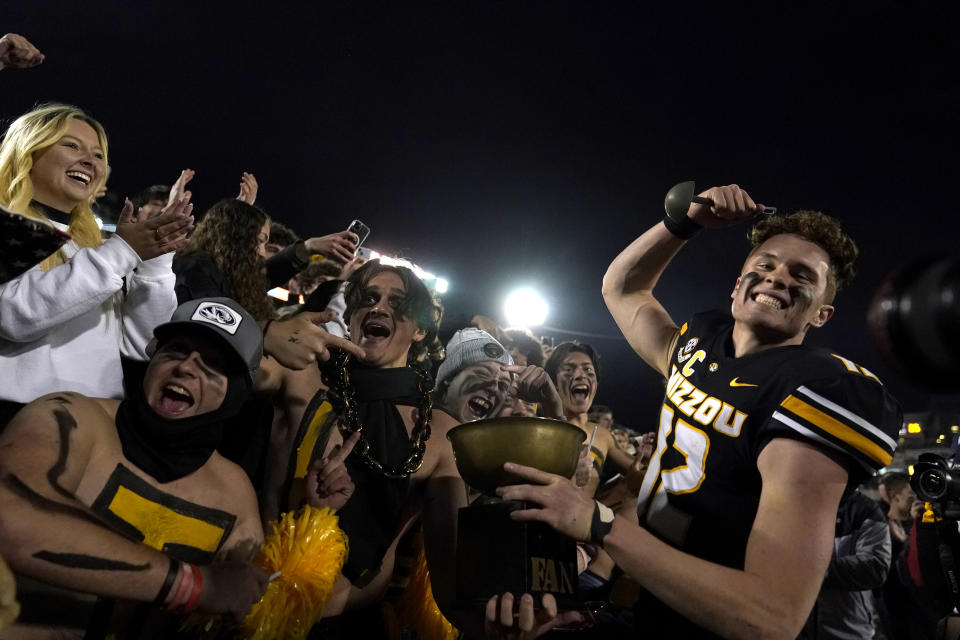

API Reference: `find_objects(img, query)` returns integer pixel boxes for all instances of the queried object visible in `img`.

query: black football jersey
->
[633,310,903,638]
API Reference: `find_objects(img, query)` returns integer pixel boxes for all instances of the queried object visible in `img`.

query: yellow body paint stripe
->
[295,401,333,479]
[108,486,225,553]
[781,395,892,466]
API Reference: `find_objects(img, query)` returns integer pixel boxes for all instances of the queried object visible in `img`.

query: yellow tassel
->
[391,545,459,640]
[241,506,349,640]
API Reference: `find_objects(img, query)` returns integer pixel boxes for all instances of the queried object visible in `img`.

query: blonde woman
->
[0,104,192,425]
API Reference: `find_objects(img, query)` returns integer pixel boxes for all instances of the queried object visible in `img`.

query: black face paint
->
[740,270,815,313]
[791,285,814,312]
[47,407,78,500]
[739,271,761,294]
[33,550,150,571]
[2,473,112,531]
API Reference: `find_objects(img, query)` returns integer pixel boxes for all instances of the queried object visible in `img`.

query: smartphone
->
[347,219,370,254]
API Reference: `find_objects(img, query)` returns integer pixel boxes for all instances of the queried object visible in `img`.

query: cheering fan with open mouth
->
[0,104,193,428]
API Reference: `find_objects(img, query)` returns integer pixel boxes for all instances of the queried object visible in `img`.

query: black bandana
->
[325,361,424,586]
[115,357,248,484]
[29,200,73,227]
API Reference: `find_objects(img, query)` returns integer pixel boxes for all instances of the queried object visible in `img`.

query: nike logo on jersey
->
[729,377,758,388]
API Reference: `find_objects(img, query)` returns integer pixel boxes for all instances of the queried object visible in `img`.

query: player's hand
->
[303,231,358,264]
[263,310,366,369]
[0,33,44,71]
[196,560,269,619]
[306,430,360,511]
[686,184,765,229]
[497,463,595,543]
[116,195,194,260]
[484,592,586,638]
[236,172,258,205]
[625,432,656,493]
[502,365,564,419]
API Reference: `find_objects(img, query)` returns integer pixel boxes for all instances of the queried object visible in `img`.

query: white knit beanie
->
[436,328,513,388]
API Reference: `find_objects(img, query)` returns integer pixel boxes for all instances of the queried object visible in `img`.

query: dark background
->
[5,2,958,429]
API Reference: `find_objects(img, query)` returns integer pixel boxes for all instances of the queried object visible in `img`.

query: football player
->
[496,184,902,638]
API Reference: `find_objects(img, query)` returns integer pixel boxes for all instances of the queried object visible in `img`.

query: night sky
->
[6,2,958,429]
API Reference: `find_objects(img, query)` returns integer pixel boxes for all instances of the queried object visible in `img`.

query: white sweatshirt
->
[0,225,177,402]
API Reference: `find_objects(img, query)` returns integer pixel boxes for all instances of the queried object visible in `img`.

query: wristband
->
[662,213,702,240]
[181,564,204,614]
[589,500,615,546]
[165,563,192,611]
[155,557,181,605]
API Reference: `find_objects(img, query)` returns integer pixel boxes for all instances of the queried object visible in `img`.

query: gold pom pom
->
[242,506,349,640]
[390,544,460,640]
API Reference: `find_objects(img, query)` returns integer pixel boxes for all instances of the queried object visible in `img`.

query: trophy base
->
[455,499,579,609]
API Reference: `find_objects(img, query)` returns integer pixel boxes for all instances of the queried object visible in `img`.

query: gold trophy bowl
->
[447,417,586,495]
[447,417,587,606]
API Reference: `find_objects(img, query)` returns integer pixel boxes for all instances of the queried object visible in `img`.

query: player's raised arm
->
[602,184,761,378]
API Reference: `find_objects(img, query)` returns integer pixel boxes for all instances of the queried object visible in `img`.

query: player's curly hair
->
[179,198,274,321]
[749,210,858,300]
[343,260,444,364]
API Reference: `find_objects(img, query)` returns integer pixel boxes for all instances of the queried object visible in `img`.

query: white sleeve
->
[0,235,141,342]
[322,282,349,338]
[120,252,178,359]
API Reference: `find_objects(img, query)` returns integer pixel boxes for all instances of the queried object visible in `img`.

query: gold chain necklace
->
[333,352,433,480]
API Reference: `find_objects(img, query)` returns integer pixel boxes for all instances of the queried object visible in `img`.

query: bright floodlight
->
[435,278,449,294]
[504,288,548,328]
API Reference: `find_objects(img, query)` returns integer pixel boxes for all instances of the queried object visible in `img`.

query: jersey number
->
[637,405,710,545]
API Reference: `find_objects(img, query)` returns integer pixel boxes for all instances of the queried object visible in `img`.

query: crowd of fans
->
[0,32,949,640]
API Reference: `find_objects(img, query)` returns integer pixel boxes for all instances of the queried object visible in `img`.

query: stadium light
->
[504,287,548,328]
